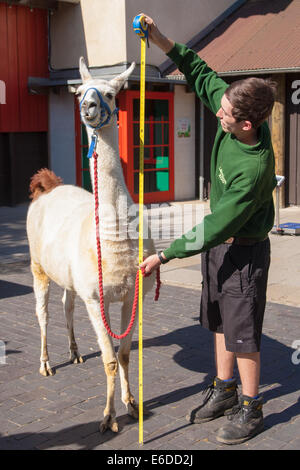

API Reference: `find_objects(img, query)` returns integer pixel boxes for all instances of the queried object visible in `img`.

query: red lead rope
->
[93,151,161,339]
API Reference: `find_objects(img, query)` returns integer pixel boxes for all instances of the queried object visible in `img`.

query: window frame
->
[118,89,174,203]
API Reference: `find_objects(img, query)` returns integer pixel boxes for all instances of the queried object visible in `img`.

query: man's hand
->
[140,254,162,275]
[140,13,175,53]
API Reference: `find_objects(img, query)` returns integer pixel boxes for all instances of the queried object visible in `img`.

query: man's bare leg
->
[215,333,260,396]
[236,352,260,397]
[214,333,235,380]
[187,332,238,424]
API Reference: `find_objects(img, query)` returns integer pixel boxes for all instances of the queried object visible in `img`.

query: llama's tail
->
[29,168,63,201]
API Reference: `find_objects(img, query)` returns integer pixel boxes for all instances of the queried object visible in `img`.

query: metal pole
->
[275,175,285,234]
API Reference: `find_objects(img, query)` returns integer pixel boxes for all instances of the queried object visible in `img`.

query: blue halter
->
[79,87,118,158]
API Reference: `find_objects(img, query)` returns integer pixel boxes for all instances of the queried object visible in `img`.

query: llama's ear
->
[79,56,92,83]
[110,62,136,94]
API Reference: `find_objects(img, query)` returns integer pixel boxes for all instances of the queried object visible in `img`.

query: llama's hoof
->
[70,352,84,364]
[100,415,119,433]
[143,404,151,416]
[39,362,55,377]
[127,400,150,419]
[127,399,139,419]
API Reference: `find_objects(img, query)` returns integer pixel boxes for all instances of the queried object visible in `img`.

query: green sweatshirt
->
[163,43,277,261]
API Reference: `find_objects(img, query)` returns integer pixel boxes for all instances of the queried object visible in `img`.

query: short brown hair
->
[225,77,277,129]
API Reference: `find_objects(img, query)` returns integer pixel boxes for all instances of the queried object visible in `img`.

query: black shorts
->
[200,238,270,353]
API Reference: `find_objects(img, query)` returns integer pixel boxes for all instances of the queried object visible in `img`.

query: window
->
[119,90,174,203]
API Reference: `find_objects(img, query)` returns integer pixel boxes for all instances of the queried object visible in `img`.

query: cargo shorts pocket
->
[219,245,258,297]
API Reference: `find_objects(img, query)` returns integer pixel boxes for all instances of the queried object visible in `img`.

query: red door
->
[118,90,174,203]
[0,3,48,133]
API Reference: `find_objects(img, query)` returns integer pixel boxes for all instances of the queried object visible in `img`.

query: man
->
[140,15,277,445]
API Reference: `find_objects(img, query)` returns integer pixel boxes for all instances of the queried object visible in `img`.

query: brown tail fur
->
[29,168,63,201]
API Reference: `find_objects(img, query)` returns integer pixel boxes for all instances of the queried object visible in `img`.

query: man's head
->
[216,77,277,135]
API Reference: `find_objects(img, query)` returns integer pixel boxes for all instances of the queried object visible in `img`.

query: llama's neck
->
[86,120,136,241]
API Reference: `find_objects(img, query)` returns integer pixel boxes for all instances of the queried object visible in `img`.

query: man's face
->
[216,94,245,134]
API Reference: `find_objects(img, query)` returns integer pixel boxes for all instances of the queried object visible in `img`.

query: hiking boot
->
[216,395,264,445]
[187,377,238,424]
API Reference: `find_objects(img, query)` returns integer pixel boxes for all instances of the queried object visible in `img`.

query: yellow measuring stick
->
[138,35,146,446]
[132,12,148,446]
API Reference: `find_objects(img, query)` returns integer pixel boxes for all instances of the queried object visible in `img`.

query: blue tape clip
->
[132,14,149,42]
[87,133,98,159]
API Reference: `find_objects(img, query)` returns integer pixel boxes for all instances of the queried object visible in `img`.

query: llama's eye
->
[75,88,82,97]
[106,93,113,100]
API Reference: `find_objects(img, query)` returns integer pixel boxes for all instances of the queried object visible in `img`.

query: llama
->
[26,58,156,433]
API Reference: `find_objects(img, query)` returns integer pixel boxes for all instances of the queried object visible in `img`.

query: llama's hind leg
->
[31,261,54,377]
[84,298,119,433]
[62,289,84,364]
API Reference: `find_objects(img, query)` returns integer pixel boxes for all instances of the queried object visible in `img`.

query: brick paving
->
[0,203,300,451]
[1,261,300,451]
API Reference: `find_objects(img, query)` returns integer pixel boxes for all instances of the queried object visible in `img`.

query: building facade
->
[1,0,299,206]
[168,0,300,207]
[47,0,239,204]
[0,2,48,205]
[0,0,240,205]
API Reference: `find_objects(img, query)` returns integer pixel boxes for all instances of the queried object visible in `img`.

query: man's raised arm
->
[141,13,228,115]
[142,14,175,53]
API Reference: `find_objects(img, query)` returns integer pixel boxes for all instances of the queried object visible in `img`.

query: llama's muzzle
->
[80,87,117,130]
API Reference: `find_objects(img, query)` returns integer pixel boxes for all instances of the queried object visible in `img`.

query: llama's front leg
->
[31,262,54,377]
[84,298,118,433]
[62,289,84,364]
[118,297,139,419]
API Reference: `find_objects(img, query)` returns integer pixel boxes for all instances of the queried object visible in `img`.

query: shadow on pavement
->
[0,279,32,299]
[0,414,152,450]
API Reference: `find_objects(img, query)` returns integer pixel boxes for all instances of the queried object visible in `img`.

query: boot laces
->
[202,381,217,404]
[226,398,250,422]
[226,403,242,421]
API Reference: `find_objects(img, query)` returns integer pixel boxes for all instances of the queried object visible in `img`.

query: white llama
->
[26,58,155,433]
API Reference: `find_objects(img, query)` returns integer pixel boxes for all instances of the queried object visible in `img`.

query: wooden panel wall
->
[0,3,48,132]
[286,74,300,206]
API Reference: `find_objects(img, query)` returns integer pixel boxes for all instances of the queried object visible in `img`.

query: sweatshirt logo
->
[218,167,227,185]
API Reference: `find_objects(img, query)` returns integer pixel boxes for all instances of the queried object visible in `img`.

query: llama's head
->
[77,57,135,130]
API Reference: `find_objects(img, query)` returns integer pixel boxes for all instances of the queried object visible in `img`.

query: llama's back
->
[27,178,94,290]
[27,178,93,247]
[29,168,63,201]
